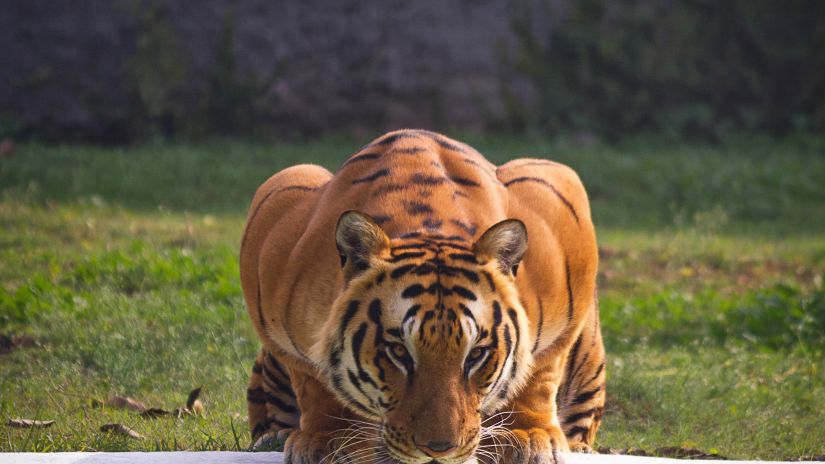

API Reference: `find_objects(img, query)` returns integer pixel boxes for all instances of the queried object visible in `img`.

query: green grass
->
[0,135,823,459]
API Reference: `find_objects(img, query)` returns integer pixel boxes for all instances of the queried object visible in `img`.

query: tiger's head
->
[312,211,534,463]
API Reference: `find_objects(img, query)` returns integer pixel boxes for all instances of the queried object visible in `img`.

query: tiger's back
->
[240,129,605,457]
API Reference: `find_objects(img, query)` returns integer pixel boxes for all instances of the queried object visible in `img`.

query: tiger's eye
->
[468,347,485,362]
[391,343,408,359]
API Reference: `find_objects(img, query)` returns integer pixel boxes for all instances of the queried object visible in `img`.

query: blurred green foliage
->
[601,285,825,352]
[509,0,825,139]
[128,3,275,138]
[5,135,823,232]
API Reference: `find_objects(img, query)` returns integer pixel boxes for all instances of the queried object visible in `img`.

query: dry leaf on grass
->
[6,418,55,428]
[182,387,204,416]
[100,423,142,439]
[186,387,203,414]
[94,387,204,420]
[140,408,171,418]
[157,387,203,418]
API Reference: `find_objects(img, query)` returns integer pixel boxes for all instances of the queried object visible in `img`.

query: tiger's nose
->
[416,440,457,458]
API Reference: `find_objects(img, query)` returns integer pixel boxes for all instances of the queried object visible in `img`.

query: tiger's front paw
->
[283,429,382,464]
[251,429,283,451]
[568,441,594,453]
[480,426,568,464]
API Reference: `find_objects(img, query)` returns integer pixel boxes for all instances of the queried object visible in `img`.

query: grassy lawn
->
[1,135,823,459]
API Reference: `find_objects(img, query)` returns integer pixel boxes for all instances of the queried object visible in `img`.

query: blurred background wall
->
[2,0,823,143]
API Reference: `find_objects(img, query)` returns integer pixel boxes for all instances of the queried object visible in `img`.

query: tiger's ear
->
[335,210,390,281]
[473,219,528,276]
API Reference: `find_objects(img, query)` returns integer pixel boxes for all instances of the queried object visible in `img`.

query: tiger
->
[240,129,605,464]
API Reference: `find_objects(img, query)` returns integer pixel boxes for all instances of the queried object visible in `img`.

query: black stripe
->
[504,176,579,223]
[403,305,422,324]
[386,327,402,339]
[340,369,375,412]
[481,271,496,292]
[486,302,506,395]
[419,310,436,339]
[462,158,503,185]
[565,334,583,401]
[423,218,443,230]
[372,183,407,196]
[572,385,602,405]
[392,243,431,251]
[449,176,480,187]
[402,284,426,298]
[371,132,420,146]
[462,158,488,170]
[340,300,360,338]
[351,323,378,388]
[507,308,521,356]
[247,387,267,404]
[353,168,390,184]
[489,319,512,399]
[390,251,426,262]
[368,298,383,324]
[449,253,477,264]
[532,298,544,353]
[565,425,590,438]
[341,152,381,167]
[566,260,574,321]
[457,268,480,283]
[246,387,298,413]
[587,362,605,386]
[504,325,519,379]
[570,351,591,385]
[266,352,289,379]
[405,201,433,216]
[459,304,476,325]
[410,173,446,186]
[414,130,469,153]
[264,391,298,413]
[389,147,427,155]
[450,219,478,236]
[391,264,417,279]
[452,285,477,301]
[261,367,295,398]
[563,408,597,425]
[252,418,295,438]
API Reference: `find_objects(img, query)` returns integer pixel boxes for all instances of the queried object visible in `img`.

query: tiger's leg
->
[282,367,382,464]
[557,301,606,452]
[247,348,301,449]
[480,357,569,464]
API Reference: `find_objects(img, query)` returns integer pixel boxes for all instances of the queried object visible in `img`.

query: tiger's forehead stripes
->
[373,235,493,354]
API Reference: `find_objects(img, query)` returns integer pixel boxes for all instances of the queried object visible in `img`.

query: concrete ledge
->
[0,452,798,464]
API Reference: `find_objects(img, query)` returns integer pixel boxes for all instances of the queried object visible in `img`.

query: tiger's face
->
[313,211,534,464]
